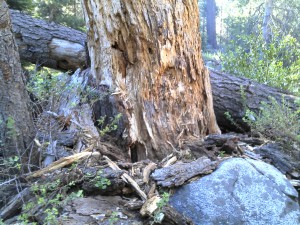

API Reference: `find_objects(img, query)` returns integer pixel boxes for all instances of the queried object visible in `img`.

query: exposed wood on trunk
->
[210,70,299,131]
[81,0,220,161]
[151,157,217,187]
[8,11,298,133]
[10,10,87,71]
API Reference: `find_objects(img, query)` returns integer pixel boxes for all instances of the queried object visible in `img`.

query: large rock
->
[170,158,300,225]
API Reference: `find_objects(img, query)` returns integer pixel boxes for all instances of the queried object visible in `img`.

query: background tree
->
[81,0,220,161]
[35,0,85,31]
[206,0,217,49]
[262,0,273,44]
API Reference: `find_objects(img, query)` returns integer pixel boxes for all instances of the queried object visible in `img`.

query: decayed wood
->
[140,195,161,216]
[163,156,177,168]
[210,70,299,131]
[151,157,217,187]
[8,11,299,133]
[10,10,87,71]
[27,151,100,179]
[104,156,147,201]
[143,162,157,184]
[82,0,220,161]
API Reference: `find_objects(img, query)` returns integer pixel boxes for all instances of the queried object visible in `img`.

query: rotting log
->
[210,70,299,131]
[10,10,87,71]
[9,11,299,132]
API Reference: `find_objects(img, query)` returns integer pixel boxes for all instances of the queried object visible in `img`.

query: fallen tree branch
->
[26,151,100,179]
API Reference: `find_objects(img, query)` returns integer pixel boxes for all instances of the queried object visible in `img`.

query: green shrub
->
[221,33,300,95]
[243,97,300,146]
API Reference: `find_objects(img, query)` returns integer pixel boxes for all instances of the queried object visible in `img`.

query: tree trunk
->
[10,9,87,71]
[0,2,36,172]
[81,0,220,161]
[210,70,299,132]
[262,0,273,44]
[206,0,217,49]
[8,11,299,133]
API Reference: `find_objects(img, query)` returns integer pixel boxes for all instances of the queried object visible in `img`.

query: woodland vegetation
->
[0,0,299,224]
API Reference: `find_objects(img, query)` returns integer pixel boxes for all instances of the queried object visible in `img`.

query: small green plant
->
[150,192,170,225]
[243,97,299,147]
[108,211,119,225]
[6,116,17,138]
[97,113,122,136]
[3,156,21,170]
[219,151,226,158]
[19,178,84,224]
[94,170,111,190]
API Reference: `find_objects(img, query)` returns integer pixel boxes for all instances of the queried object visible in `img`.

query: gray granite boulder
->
[170,158,300,225]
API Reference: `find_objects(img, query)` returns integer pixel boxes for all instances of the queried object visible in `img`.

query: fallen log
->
[9,10,299,132]
[10,10,87,71]
[210,69,299,131]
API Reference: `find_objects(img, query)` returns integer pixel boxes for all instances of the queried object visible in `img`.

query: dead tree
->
[81,0,221,161]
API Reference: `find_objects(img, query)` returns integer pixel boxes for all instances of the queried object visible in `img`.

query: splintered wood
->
[26,152,100,179]
[104,156,147,201]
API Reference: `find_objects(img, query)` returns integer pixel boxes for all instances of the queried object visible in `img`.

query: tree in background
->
[262,0,273,44]
[206,0,217,49]
[219,0,300,94]
[35,0,85,31]
[6,0,85,31]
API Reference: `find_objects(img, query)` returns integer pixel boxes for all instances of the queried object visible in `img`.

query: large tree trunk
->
[81,0,220,161]
[0,2,36,173]
[206,0,217,49]
[8,11,299,133]
[10,9,87,71]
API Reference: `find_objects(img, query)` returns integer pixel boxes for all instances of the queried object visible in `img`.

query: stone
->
[169,158,300,225]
